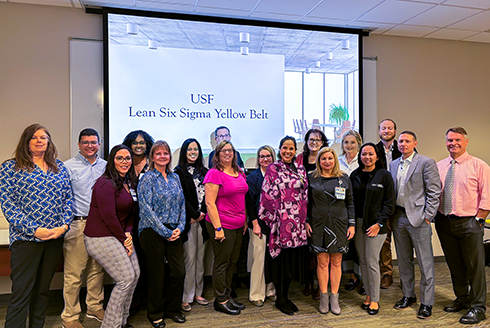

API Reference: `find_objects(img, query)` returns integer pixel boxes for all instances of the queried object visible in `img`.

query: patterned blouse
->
[137,168,186,239]
[259,160,308,258]
[0,159,73,247]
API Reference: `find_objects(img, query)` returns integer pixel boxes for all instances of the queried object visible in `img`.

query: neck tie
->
[442,160,455,215]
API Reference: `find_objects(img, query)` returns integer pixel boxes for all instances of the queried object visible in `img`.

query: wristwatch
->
[215,227,222,232]
[476,217,485,225]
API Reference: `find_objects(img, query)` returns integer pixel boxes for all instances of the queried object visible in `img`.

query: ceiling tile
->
[249,11,303,22]
[402,0,445,3]
[307,0,384,21]
[135,0,194,12]
[423,28,480,40]
[351,21,397,34]
[358,0,435,24]
[443,0,490,10]
[9,0,74,7]
[194,6,250,17]
[382,24,439,37]
[448,10,490,30]
[73,0,83,8]
[299,16,352,27]
[138,0,195,5]
[461,31,490,42]
[404,5,481,27]
[197,0,258,12]
[83,0,135,7]
[253,0,321,16]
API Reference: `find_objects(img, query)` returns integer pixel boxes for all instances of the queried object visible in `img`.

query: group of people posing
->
[0,120,488,328]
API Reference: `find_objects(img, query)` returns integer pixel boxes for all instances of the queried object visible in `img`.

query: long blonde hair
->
[310,147,342,178]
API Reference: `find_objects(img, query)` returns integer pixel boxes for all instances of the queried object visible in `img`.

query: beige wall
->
[364,34,490,164]
[1,2,490,260]
[0,2,102,163]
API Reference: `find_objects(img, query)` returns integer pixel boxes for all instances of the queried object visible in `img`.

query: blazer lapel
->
[404,153,419,185]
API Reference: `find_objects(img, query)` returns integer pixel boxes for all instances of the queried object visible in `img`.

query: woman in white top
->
[338,130,363,292]
[338,130,362,176]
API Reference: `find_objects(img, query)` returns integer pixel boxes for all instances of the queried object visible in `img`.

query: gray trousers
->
[354,225,385,302]
[85,236,140,328]
[182,222,206,303]
[392,209,435,305]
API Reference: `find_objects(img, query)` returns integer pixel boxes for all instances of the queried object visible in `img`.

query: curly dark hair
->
[122,130,154,157]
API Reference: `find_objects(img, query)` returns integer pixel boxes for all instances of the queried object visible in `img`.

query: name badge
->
[130,188,138,202]
[335,187,346,200]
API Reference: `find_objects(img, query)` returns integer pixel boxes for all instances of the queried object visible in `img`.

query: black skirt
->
[264,245,307,285]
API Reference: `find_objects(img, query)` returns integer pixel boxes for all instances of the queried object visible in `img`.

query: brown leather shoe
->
[312,287,321,300]
[380,274,393,289]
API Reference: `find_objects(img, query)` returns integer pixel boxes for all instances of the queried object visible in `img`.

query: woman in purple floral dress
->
[259,136,308,316]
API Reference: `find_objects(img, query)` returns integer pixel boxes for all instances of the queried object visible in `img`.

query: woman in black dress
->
[306,147,355,315]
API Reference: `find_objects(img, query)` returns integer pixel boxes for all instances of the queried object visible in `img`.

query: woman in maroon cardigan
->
[84,144,140,328]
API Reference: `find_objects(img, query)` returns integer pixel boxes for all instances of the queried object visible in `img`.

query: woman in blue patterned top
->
[138,140,186,328]
[0,123,73,328]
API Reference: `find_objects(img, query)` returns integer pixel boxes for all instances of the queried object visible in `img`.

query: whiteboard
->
[69,39,104,158]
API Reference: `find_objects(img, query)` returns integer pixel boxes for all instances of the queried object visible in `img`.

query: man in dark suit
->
[375,119,401,289]
[390,131,441,319]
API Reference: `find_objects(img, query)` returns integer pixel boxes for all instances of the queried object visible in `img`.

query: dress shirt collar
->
[75,152,101,166]
[400,152,415,166]
[450,151,469,164]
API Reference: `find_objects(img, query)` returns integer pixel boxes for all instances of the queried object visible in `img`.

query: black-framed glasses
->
[259,154,272,160]
[81,141,98,146]
[115,156,132,163]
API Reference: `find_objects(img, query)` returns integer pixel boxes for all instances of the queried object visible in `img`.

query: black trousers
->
[5,238,63,328]
[140,228,185,322]
[435,212,486,310]
[206,221,242,302]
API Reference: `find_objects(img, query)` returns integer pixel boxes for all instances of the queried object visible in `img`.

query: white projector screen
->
[109,45,284,152]
[105,10,363,160]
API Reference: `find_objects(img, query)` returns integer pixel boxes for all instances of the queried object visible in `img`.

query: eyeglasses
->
[132,141,146,146]
[115,156,132,163]
[259,154,272,160]
[221,149,234,154]
[81,141,98,146]
[217,134,230,139]
[309,138,322,143]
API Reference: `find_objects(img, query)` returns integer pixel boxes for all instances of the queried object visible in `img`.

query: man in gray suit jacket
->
[389,131,441,319]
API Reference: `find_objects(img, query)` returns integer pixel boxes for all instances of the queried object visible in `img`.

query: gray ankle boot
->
[319,292,329,314]
[330,293,341,315]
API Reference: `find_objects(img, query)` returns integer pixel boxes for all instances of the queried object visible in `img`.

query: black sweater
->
[174,164,209,243]
[350,167,395,234]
